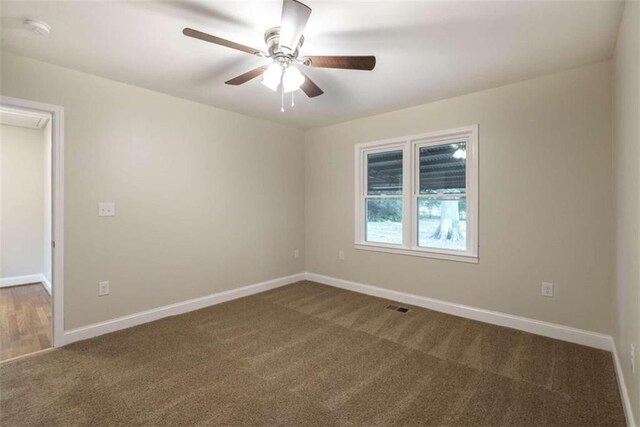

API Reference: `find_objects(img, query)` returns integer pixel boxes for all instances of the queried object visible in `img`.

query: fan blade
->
[183,28,262,55]
[304,56,376,71]
[279,0,311,52]
[225,66,268,85]
[298,70,323,98]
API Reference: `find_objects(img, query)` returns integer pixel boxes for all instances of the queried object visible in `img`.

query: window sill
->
[354,243,478,264]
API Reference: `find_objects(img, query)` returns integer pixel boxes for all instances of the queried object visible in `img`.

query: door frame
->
[1,96,65,347]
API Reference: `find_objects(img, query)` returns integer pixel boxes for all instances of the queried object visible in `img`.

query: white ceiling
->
[0,1,624,129]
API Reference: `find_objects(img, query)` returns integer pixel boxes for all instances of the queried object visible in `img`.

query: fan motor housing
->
[264,27,304,60]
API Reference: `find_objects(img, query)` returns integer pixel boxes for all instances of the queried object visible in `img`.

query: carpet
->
[0,281,626,426]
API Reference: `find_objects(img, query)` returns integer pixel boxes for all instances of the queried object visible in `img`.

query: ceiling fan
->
[182,0,376,111]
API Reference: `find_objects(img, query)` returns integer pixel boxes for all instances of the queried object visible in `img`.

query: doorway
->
[0,97,64,361]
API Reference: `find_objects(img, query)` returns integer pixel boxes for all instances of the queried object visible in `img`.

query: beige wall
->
[0,124,46,278]
[0,51,621,347]
[613,1,639,422]
[1,52,305,329]
[305,61,614,334]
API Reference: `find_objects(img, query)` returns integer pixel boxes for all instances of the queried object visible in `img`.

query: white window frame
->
[354,125,478,263]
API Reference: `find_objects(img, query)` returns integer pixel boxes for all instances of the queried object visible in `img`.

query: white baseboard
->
[63,273,306,345]
[0,274,47,289]
[305,272,613,351]
[40,276,52,295]
[612,340,637,427]
[59,271,613,351]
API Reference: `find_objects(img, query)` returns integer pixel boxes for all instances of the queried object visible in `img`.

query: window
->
[355,125,478,262]
[365,149,403,244]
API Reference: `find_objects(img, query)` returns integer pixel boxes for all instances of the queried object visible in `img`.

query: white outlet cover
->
[339,250,345,260]
[294,249,299,259]
[98,202,115,217]
[99,280,110,296]
[541,282,554,297]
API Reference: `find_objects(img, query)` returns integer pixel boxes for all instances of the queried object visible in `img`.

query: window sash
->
[365,149,403,196]
[358,143,411,247]
[354,125,478,263]
[415,195,467,251]
[362,144,405,196]
[413,138,469,198]
[364,196,403,245]
[411,138,469,252]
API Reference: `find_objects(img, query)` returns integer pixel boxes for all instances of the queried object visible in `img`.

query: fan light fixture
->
[261,62,306,112]
[283,66,305,92]
[261,63,305,93]
[261,63,282,91]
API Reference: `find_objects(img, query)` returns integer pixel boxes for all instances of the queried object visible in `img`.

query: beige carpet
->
[0,281,625,426]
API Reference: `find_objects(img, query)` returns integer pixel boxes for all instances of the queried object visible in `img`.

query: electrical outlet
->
[631,344,636,374]
[339,250,345,260]
[98,202,115,217]
[541,282,553,297]
[294,249,299,259]
[98,281,110,296]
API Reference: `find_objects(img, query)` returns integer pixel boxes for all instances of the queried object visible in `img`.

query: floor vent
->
[385,304,410,313]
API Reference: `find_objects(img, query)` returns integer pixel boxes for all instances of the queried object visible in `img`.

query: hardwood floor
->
[0,283,51,361]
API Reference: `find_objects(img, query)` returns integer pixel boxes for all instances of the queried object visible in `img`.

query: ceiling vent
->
[0,107,50,130]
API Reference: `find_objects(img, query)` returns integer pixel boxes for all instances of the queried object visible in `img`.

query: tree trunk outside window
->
[431,200,463,242]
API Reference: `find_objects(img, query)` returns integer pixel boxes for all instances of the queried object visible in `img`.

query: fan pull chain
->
[280,74,285,112]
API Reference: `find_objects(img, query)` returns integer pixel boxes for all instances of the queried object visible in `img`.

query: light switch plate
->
[98,202,115,217]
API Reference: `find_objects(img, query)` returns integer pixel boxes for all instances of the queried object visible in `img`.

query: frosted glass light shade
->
[261,63,282,91]
[283,66,305,93]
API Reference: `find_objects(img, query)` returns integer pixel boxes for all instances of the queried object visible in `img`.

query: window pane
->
[418,197,466,251]
[419,142,466,194]
[366,198,402,244]
[367,150,402,195]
